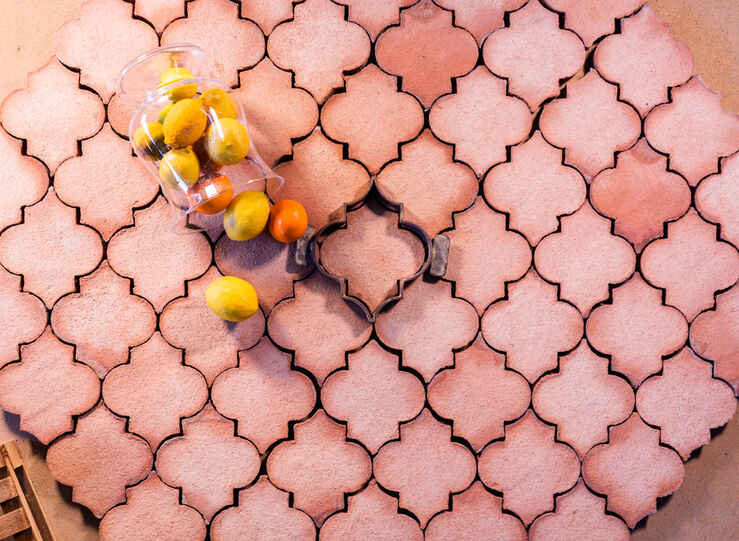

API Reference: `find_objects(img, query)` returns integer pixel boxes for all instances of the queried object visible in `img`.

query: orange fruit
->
[187,175,233,215]
[268,199,308,243]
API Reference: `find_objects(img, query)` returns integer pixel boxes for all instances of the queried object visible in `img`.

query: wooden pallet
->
[0,442,56,541]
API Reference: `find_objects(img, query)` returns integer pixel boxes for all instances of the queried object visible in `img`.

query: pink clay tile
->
[540,69,641,179]
[211,337,316,453]
[590,139,691,252]
[210,477,315,541]
[636,348,737,460]
[134,0,186,33]
[375,278,478,382]
[641,208,739,321]
[435,0,527,43]
[532,341,635,458]
[586,273,688,386]
[99,471,206,541]
[267,272,372,384]
[0,127,48,231]
[690,285,739,392]
[54,124,157,240]
[54,0,158,102]
[46,403,153,518]
[319,202,425,314]
[106,93,137,137]
[334,0,417,40]
[155,405,261,522]
[51,262,155,376]
[321,340,425,453]
[427,335,530,451]
[159,267,265,384]
[696,152,739,246]
[373,409,476,527]
[425,481,527,541]
[320,481,423,541]
[375,0,478,108]
[483,132,586,245]
[582,412,685,528]
[107,196,211,312]
[266,410,372,525]
[161,0,264,86]
[0,188,102,308]
[102,332,208,450]
[594,6,693,117]
[482,0,587,110]
[271,128,371,231]
[481,270,583,383]
[0,328,99,445]
[0,266,46,368]
[528,480,629,541]
[429,66,532,176]
[267,0,370,103]
[232,58,318,167]
[241,0,294,35]
[0,58,104,173]
[375,130,478,236]
[478,410,580,525]
[545,0,642,48]
[645,77,739,186]
[534,202,636,317]
[445,196,531,314]
[321,64,424,173]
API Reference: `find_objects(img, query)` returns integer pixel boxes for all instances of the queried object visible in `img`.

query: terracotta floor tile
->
[106,92,137,138]
[545,0,643,48]
[0,127,48,231]
[436,0,527,43]
[240,0,294,35]
[0,265,46,368]
[696,152,739,247]
[133,0,185,33]
[373,409,476,527]
[334,0,417,41]
[267,410,372,526]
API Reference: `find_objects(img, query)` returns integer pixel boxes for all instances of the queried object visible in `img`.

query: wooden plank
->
[0,507,30,537]
[1,445,43,540]
[0,476,17,503]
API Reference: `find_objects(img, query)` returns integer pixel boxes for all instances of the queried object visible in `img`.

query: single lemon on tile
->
[159,148,200,189]
[158,67,198,101]
[187,174,234,215]
[157,102,174,123]
[200,88,238,119]
[133,121,167,160]
[223,190,270,241]
[163,98,208,148]
[206,275,259,321]
[204,118,250,165]
[268,199,308,243]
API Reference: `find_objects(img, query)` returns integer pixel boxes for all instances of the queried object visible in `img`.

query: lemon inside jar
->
[205,118,250,165]
[158,67,198,101]
[163,98,208,148]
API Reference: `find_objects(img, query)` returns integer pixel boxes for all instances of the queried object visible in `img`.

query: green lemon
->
[223,191,270,241]
[158,67,198,101]
[157,102,174,124]
[204,118,250,165]
[163,98,208,148]
[205,276,259,321]
[133,122,167,160]
[200,88,238,119]
[159,148,200,189]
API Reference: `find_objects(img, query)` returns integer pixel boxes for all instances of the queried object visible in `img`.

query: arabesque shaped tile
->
[582,413,685,528]
[54,0,158,102]
[322,340,425,453]
[322,64,424,173]
[587,273,688,386]
[374,409,476,527]
[696,152,739,246]
[481,270,583,383]
[545,0,642,47]
[0,188,102,308]
[99,471,206,541]
[267,410,372,526]
[334,0,417,40]
[160,267,265,384]
[240,0,294,34]
[645,77,739,186]
[103,332,208,450]
[430,66,532,176]
[445,197,531,314]
[375,278,478,382]
[0,127,48,231]
[375,0,478,107]
[533,341,634,458]
[107,196,211,312]
[156,406,261,522]
[436,0,527,43]
[482,0,586,110]
[594,6,693,117]
[0,328,99,444]
[636,348,737,460]
[428,335,530,451]
[134,0,185,33]
[1,58,104,173]
[375,130,478,236]
[590,139,691,252]
[540,69,641,178]
[478,410,580,525]
[212,337,316,453]
[47,404,153,518]
[0,266,46,368]
[267,0,370,103]
[535,202,635,316]
[106,92,137,138]
[641,208,739,321]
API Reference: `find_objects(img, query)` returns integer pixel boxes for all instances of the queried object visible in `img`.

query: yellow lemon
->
[158,67,198,101]
[157,102,174,124]
[163,98,208,148]
[206,276,259,321]
[159,148,200,189]
[133,121,167,160]
[223,191,270,241]
[200,88,238,119]
[204,118,250,165]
